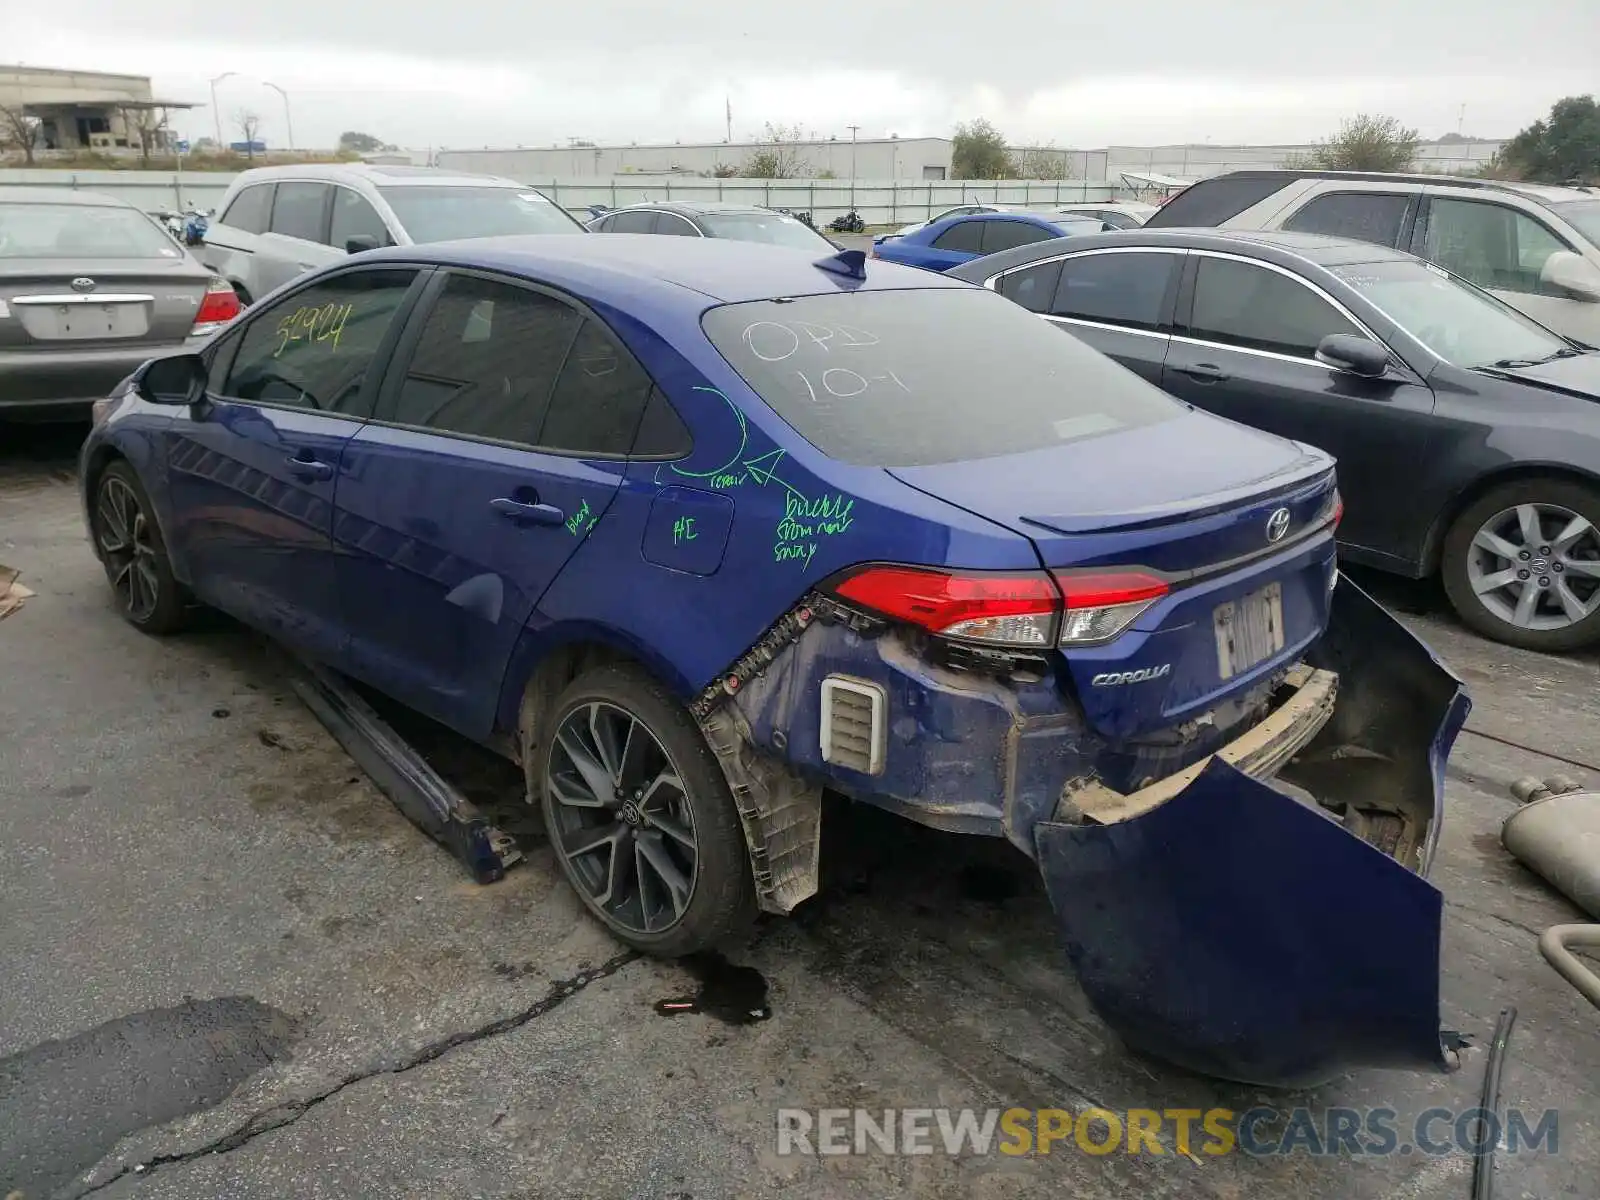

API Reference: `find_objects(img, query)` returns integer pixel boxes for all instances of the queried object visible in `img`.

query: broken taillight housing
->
[191,278,242,338]
[1053,569,1169,646]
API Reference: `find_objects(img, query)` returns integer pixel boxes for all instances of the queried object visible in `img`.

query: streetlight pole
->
[208,71,236,146]
[846,124,860,179]
[265,82,294,151]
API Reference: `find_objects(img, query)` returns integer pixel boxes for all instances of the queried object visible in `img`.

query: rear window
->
[1144,175,1291,228]
[701,288,1182,467]
[700,212,828,249]
[0,202,181,259]
[377,186,585,242]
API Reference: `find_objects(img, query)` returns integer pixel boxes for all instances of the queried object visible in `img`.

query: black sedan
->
[951,229,1600,652]
[585,200,838,251]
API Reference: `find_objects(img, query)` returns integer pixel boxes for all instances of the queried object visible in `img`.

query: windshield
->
[1550,199,1600,247]
[377,186,584,242]
[699,212,831,249]
[0,202,182,259]
[701,287,1183,467]
[1328,259,1571,369]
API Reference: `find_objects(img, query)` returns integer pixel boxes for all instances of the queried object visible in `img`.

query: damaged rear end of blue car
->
[680,276,1469,1089]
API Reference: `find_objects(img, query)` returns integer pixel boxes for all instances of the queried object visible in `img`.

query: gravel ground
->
[2,420,1598,1200]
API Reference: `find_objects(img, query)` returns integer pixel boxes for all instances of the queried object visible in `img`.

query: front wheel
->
[90,462,190,635]
[536,665,756,956]
[1441,478,1600,651]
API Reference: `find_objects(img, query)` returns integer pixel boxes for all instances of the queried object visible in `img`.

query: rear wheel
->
[91,462,189,635]
[1441,478,1600,651]
[536,665,755,957]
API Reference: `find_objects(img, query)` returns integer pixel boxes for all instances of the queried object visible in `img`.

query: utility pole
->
[208,71,236,146]
[847,124,860,179]
[725,96,732,143]
[1458,103,1466,135]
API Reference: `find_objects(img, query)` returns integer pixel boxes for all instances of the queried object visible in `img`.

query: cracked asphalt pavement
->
[3,420,1599,1199]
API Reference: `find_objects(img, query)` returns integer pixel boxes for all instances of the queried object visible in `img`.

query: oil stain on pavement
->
[0,997,296,1198]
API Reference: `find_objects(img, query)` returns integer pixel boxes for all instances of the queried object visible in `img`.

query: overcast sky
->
[7,0,1596,150]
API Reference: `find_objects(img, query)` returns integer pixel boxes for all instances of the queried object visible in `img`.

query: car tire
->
[90,461,190,635]
[535,664,756,957]
[1441,477,1600,652]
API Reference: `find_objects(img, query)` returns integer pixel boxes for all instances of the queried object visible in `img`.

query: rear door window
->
[390,274,582,443]
[269,182,331,244]
[701,287,1181,467]
[1182,256,1360,359]
[931,220,985,253]
[997,259,1064,312]
[220,184,273,234]
[981,220,1054,253]
[1282,192,1409,246]
[1051,251,1180,331]
[608,210,659,234]
[654,213,700,236]
[329,187,391,251]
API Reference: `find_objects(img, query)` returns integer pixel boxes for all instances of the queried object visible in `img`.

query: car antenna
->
[814,249,867,280]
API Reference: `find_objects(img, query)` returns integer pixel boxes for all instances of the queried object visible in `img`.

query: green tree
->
[1008,145,1072,180]
[338,130,395,154]
[741,123,810,178]
[1292,113,1419,172]
[1492,95,1600,183]
[952,119,1010,179]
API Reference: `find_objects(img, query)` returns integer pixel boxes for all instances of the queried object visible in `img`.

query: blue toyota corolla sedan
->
[80,234,1468,1087]
[871,211,1103,272]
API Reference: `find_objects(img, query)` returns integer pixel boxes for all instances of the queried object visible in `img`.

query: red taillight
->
[191,278,242,336]
[1332,492,1344,529]
[1053,569,1169,645]
[831,565,1061,648]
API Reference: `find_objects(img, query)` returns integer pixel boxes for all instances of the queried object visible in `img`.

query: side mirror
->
[345,234,382,255]
[135,353,207,405]
[1316,333,1390,378]
[1540,251,1600,302]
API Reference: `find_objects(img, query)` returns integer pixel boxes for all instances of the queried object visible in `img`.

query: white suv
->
[200,164,584,305]
[1146,171,1600,344]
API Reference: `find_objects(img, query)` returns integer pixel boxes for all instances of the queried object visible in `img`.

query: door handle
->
[491,497,566,526]
[1176,362,1230,383]
[285,455,334,481]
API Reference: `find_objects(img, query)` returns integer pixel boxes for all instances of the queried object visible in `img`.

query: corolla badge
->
[1266,507,1291,543]
[71,277,96,292]
[1091,664,1172,686]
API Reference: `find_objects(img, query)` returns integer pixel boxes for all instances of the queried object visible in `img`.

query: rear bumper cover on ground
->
[1035,580,1470,1087]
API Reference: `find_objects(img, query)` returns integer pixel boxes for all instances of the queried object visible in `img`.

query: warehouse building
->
[438,136,960,180]
[0,65,196,153]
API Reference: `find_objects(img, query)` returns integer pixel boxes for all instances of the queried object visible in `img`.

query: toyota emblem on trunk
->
[70,277,96,292]
[1266,507,1291,543]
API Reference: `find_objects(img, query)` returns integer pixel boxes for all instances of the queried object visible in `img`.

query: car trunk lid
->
[888,410,1339,739]
[0,258,210,350]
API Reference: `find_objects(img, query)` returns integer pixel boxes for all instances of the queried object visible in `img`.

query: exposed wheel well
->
[511,640,635,768]
[1421,465,1600,576]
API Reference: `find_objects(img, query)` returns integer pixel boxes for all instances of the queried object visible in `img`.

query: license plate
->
[21,302,150,341]
[1214,581,1285,680]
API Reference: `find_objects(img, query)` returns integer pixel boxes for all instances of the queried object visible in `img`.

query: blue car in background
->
[871,210,1104,271]
[79,233,1467,1088]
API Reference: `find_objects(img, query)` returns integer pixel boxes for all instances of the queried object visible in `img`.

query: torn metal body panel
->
[701,578,1470,1087]
[287,658,523,885]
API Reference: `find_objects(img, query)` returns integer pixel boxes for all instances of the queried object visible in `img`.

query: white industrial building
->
[435,135,1503,183]
[437,136,956,180]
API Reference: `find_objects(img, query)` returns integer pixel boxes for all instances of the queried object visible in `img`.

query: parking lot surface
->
[3,420,1598,1199]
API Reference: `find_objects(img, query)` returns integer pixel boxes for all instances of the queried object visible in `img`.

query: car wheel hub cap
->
[1467,502,1600,630]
